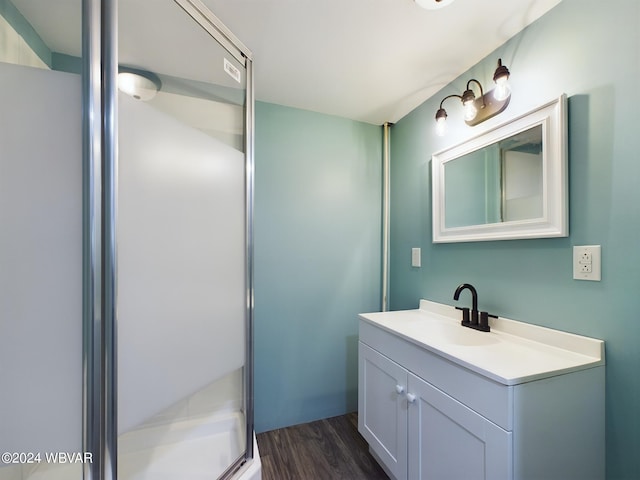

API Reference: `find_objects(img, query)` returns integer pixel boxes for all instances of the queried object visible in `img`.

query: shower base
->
[119,410,261,480]
[5,411,261,480]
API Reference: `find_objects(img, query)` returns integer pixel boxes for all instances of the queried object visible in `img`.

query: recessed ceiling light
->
[415,0,455,10]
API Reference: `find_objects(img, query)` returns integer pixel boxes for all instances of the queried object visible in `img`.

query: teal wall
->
[389,0,639,478]
[444,147,499,228]
[254,102,382,433]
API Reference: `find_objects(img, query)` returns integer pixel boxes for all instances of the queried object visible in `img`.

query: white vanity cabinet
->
[358,343,409,479]
[358,301,605,480]
[406,370,511,480]
[359,342,511,480]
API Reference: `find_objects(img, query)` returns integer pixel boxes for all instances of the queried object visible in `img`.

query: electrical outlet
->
[580,252,592,263]
[573,245,601,281]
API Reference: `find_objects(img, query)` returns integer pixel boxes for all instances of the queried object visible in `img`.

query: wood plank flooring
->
[256,412,389,480]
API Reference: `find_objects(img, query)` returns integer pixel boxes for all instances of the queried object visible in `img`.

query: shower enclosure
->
[0,1,256,479]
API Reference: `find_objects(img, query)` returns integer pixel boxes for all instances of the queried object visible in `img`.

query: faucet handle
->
[455,306,470,325]
[478,311,497,332]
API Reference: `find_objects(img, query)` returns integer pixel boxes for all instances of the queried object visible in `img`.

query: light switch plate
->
[573,245,601,281]
[411,248,421,268]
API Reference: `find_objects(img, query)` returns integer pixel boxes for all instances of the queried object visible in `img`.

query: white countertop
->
[359,300,605,385]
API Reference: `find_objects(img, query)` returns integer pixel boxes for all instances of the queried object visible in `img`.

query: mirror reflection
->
[432,95,567,243]
[444,125,542,228]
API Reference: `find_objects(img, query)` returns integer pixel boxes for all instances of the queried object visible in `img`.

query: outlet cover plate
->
[573,245,601,281]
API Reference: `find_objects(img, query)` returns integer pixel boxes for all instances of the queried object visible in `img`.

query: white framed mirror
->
[432,94,568,243]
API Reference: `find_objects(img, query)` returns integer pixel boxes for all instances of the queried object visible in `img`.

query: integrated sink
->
[359,299,605,385]
[441,327,500,346]
[401,313,500,347]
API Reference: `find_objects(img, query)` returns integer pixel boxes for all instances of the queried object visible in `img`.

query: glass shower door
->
[116,1,250,478]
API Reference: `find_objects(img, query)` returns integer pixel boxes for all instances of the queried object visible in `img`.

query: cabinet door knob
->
[395,384,405,394]
[406,393,417,403]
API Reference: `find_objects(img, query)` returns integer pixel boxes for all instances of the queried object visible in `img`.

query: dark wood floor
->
[256,412,389,480]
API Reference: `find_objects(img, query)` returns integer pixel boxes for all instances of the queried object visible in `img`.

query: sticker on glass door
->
[224,58,242,83]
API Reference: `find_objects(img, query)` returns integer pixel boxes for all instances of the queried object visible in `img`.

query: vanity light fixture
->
[117,67,162,101]
[435,59,511,136]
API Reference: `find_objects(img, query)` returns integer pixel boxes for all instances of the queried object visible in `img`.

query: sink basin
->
[404,317,500,347]
[441,328,500,346]
[427,319,500,346]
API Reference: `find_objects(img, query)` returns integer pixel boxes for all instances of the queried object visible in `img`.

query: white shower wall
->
[0,62,82,454]
[117,92,246,433]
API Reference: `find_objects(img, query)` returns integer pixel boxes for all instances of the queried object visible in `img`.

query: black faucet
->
[453,283,494,332]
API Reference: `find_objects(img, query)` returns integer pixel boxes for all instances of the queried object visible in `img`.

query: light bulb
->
[492,59,511,101]
[436,116,447,136]
[435,108,448,136]
[461,88,477,121]
[493,76,511,101]
[463,100,477,121]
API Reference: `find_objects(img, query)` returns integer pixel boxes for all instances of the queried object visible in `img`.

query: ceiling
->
[12,0,562,125]
[200,0,562,124]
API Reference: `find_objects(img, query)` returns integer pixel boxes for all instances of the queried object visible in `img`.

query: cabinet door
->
[407,373,512,480]
[359,342,408,480]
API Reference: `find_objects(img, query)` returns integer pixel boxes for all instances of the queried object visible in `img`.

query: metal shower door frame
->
[82,1,255,478]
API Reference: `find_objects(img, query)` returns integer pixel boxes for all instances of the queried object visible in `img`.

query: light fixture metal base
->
[465,92,510,126]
